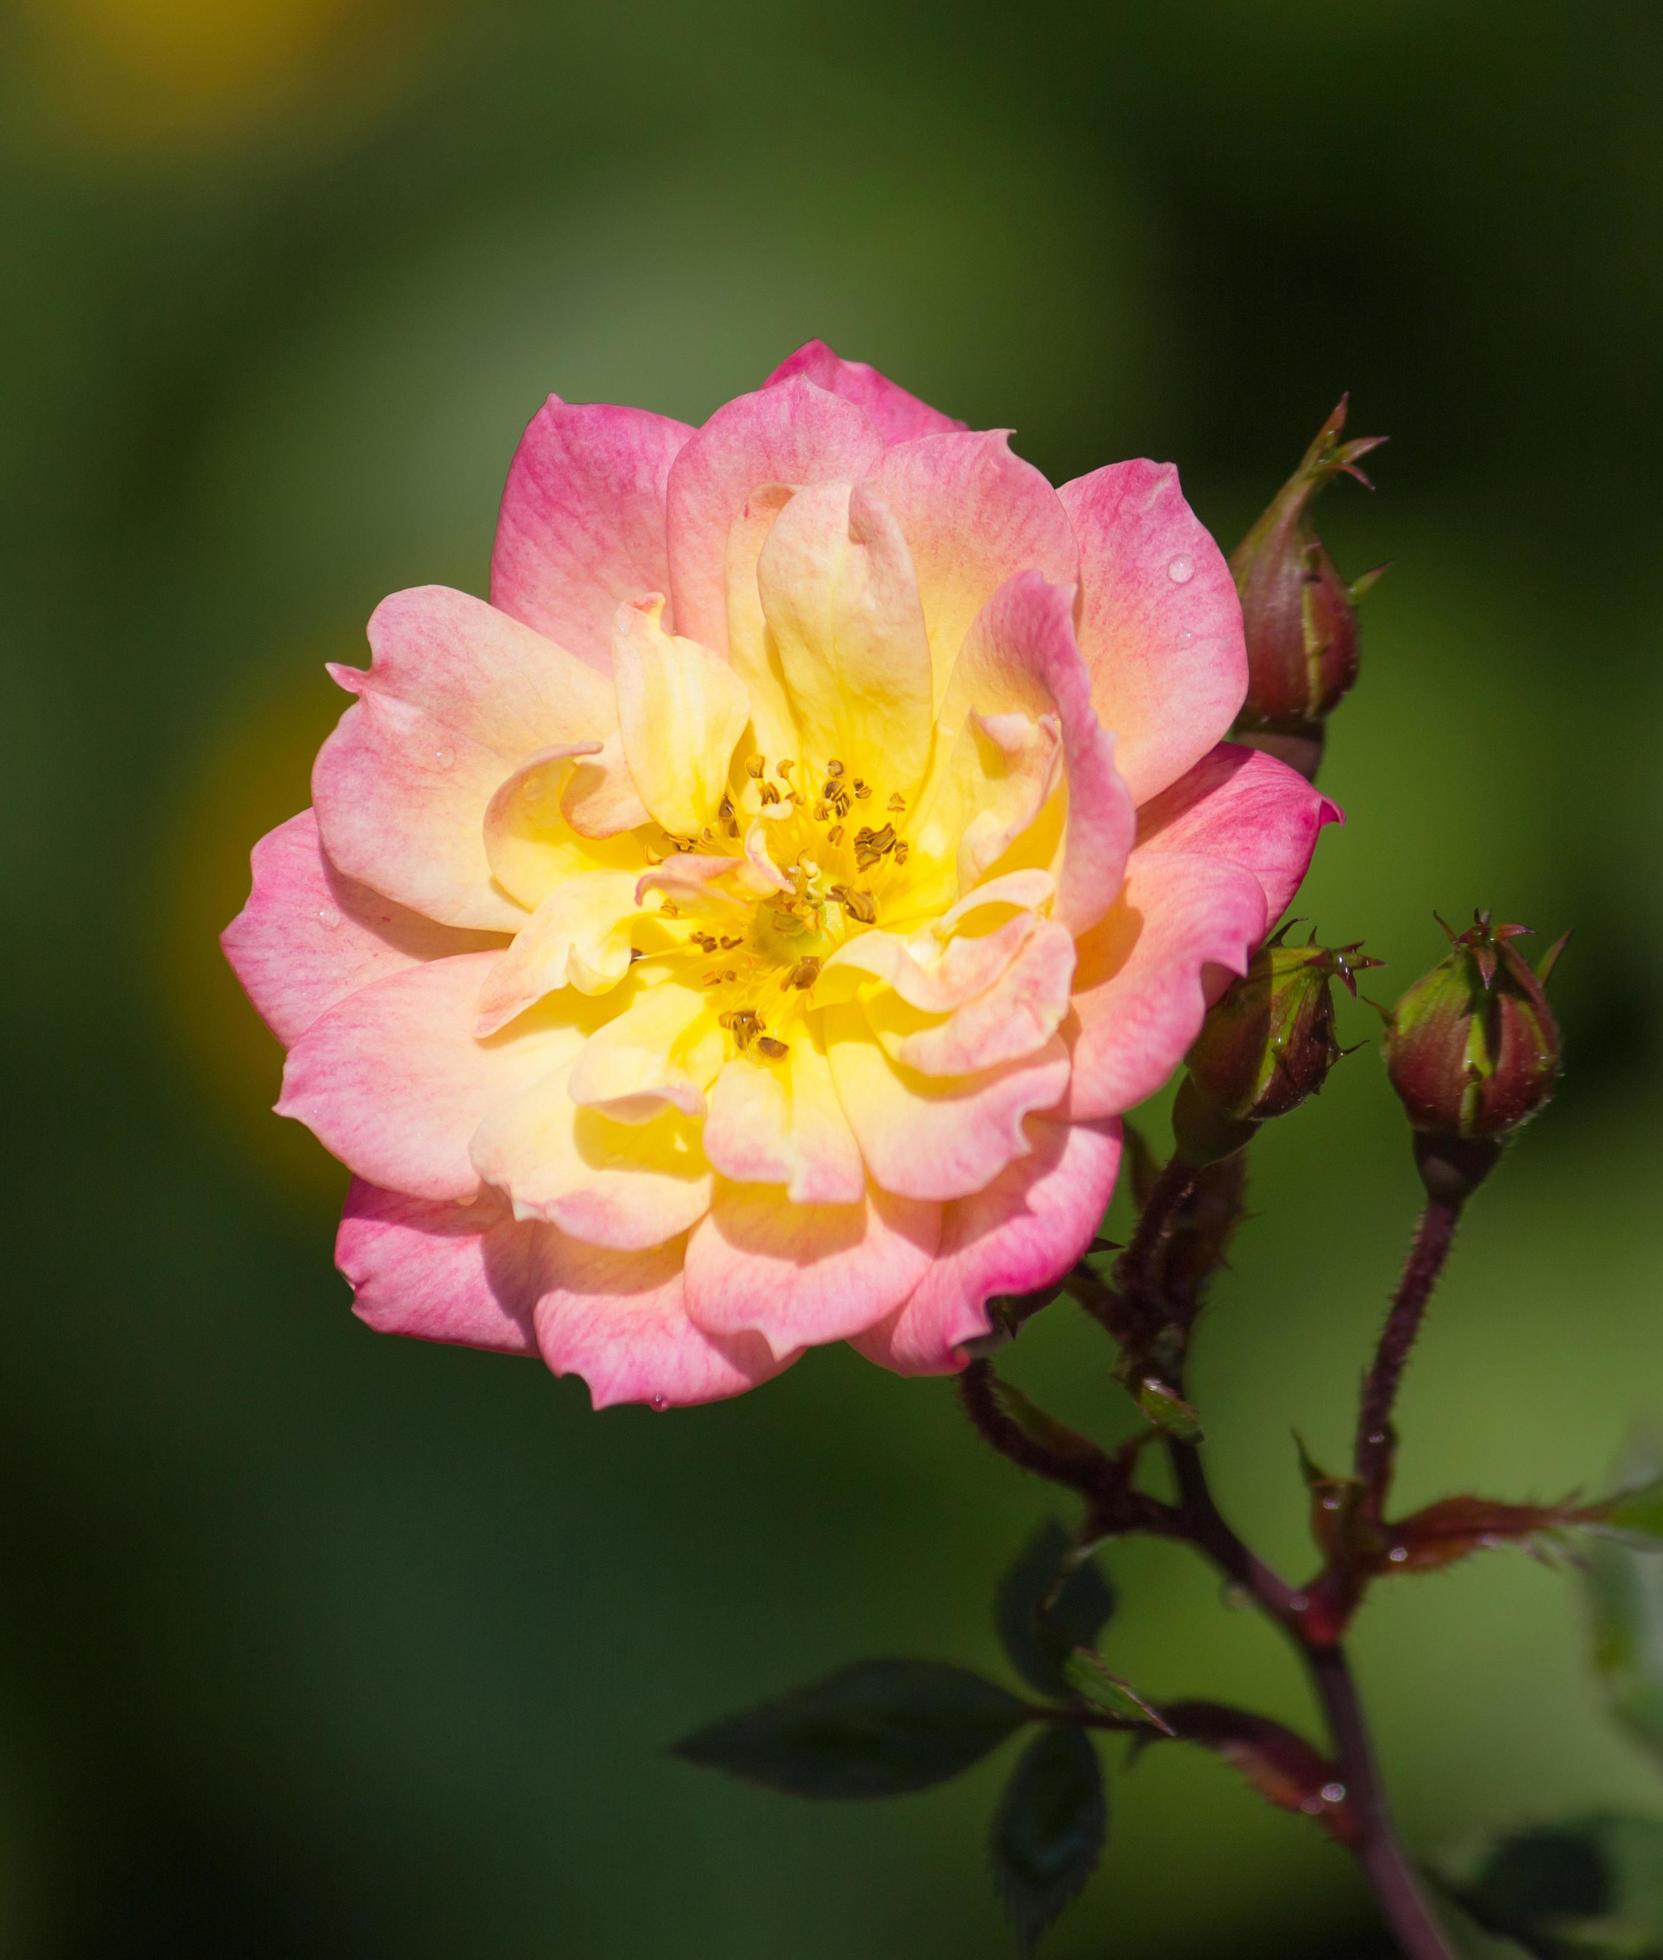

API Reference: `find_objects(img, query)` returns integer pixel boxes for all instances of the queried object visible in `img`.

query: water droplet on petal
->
[432,745,455,770]
[649,1393,669,1411]
[314,905,342,930]
[1179,628,1195,644]
[1320,1781,1347,1805]
[1167,553,1195,585]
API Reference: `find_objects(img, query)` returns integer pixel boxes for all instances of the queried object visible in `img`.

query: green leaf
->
[672,1660,1031,1799]
[996,1520,1117,1700]
[1584,1530,1663,1770]
[1601,1478,1663,1543]
[1062,1650,1174,1735]
[989,1724,1107,1953]
[1135,1376,1203,1443]
[1438,1815,1663,1957]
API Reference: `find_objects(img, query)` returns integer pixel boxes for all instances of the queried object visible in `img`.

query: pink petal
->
[490,399,694,668]
[948,571,1137,937]
[665,379,885,655]
[763,341,965,446]
[886,918,1077,1077]
[336,1179,541,1355]
[827,1001,1072,1202]
[532,1234,792,1409]
[683,1182,941,1354]
[852,1115,1122,1375]
[1067,848,1270,1122]
[278,952,595,1202]
[222,810,500,1049]
[1060,461,1247,805]
[1135,741,1341,924]
[867,431,1078,690]
[313,587,613,930]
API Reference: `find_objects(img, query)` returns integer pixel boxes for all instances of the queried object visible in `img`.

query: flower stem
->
[1354,1198,1462,1512]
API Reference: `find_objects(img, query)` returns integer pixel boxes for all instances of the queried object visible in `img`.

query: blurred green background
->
[4,0,1659,1953]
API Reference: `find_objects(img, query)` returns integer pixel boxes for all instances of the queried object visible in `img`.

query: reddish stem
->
[1355,1198,1462,1513]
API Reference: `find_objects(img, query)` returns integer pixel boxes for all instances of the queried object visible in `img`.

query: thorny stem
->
[1354,1199,1462,1514]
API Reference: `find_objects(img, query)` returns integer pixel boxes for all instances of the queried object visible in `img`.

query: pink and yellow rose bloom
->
[224,343,1335,1407]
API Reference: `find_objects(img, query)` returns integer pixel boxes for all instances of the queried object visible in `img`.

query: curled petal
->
[852,1116,1122,1375]
[470,1056,712,1249]
[279,953,599,1202]
[1061,461,1247,804]
[613,598,750,836]
[683,1181,940,1354]
[337,1180,541,1355]
[883,918,1076,1077]
[565,978,725,1122]
[483,744,640,912]
[1068,849,1270,1121]
[757,479,935,797]
[666,380,884,654]
[223,810,501,1048]
[703,1030,866,1205]
[473,870,647,1035]
[827,1001,1070,1201]
[1135,741,1341,924]
[491,399,693,667]
[764,341,964,445]
[867,430,1078,704]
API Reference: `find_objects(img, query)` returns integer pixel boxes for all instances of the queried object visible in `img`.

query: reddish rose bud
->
[1384,912,1567,1201]
[1230,397,1388,782]
[1173,925,1380,1164]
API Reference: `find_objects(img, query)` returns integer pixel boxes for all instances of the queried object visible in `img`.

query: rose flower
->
[224,343,1335,1406]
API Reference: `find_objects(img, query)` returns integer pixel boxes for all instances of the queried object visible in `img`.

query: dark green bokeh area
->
[4,2,1660,1954]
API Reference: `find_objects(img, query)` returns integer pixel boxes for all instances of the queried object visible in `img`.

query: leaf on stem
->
[1136,1701,1358,1846]
[997,1520,1117,1701]
[1135,1376,1203,1443]
[989,1723,1107,1953]
[671,1660,1031,1799]
[1435,1815,1663,1956]
[1374,1493,1612,1576]
[1063,1649,1173,1735]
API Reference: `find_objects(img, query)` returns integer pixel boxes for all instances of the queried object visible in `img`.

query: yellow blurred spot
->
[10,0,437,160]
[152,644,352,1212]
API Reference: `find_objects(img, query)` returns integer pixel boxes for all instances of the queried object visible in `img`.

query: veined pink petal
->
[1068,848,1270,1121]
[491,400,693,668]
[945,571,1137,937]
[314,588,612,930]
[666,379,884,655]
[683,1181,940,1354]
[867,430,1078,704]
[826,1001,1071,1201]
[222,810,501,1048]
[1060,461,1247,804]
[337,1180,541,1355]
[469,1056,712,1249]
[852,1115,1122,1375]
[756,479,935,796]
[764,342,964,445]
[1135,741,1342,924]
[533,1235,792,1409]
[884,918,1077,1077]
[278,952,601,1202]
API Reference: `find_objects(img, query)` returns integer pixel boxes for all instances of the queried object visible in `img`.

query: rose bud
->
[1172,926,1381,1164]
[1230,396,1388,783]
[1384,912,1567,1202]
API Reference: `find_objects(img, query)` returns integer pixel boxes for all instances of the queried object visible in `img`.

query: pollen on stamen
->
[887,792,907,813]
[756,1036,790,1061]
[746,754,766,779]
[825,758,845,778]
[827,823,844,846]
[776,758,795,778]
[759,781,782,805]
[852,779,871,801]
[782,955,822,991]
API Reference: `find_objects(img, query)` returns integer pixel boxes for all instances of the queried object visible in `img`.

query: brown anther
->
[777,758,795,778]
[629,948,644,963]
[825,758,846,778]
[723,968,737,982]
[784,956,822,990]
[718,796,734,822]
[813,801,830,822]
[853,779,871,800]
[723,1009,764,1050]
[759,781,782,805]
[831,884,876,924]
[756,1036,790,1061]
[704,969,725,986]
[746,754,766,778]
[719,935,741,950]
[893,841,910,866]
[659,901,681,918]
[827,823,844,846]
[886,792,907,813]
